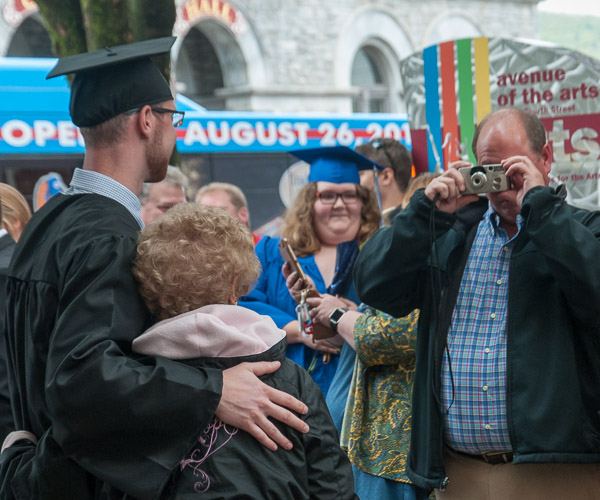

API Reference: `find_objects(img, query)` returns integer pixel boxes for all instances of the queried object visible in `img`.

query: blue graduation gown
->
[240,236,358,397]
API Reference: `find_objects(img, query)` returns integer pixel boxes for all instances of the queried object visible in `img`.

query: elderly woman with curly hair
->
[131,203,357,500]
[239,146,381,428]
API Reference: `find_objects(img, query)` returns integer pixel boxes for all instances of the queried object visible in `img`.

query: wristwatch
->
[328,307,348,332]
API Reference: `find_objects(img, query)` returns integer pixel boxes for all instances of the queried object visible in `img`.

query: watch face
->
[329,307,347,325]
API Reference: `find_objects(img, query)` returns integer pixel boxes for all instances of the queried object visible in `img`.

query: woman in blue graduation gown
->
[240,146,380,398]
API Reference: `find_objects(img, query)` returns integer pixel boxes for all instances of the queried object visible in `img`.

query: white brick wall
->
[198,0,540,111]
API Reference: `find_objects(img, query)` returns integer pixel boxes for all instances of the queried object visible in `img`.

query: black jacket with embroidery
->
[164,338,357,500]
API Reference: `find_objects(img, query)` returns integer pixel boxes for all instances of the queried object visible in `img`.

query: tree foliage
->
[539,12,600,62]
[79,0,132,50]
[34,0,179,162]
[34,0,176,59]
[34,0,87,56]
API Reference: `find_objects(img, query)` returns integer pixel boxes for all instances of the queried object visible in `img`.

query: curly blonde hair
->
[133,203,261,321]
[281,182,380,257]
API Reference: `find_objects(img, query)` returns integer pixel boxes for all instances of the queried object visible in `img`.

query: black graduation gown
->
[0,193,222,499]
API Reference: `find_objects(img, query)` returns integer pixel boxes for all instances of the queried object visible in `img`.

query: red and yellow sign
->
[181,0,238,27]
[2,0,38,27]
[11,0,36,12]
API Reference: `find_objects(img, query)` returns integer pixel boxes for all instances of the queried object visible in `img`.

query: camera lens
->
[470,171,487,188]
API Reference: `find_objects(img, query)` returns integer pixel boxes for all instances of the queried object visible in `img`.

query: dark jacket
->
[166,339,357,499]
[354,187,600,491]
[132,304,358,499]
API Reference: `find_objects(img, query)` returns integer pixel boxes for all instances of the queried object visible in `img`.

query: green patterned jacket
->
[341,309,419,483]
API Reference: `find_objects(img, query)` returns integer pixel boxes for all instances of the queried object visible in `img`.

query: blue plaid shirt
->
[441,204,522,454]
[65,168,144,229]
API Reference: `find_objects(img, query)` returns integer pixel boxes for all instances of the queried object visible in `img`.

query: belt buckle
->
[481,451,513,464]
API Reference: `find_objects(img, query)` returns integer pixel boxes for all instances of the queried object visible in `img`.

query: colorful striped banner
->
[440,41,459,164]
[456,38,476,164]
[423,45,443,172]
[417,37,493,172]
[474,38,492,124]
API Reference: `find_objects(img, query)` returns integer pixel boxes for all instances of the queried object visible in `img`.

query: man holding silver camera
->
[353,108,600,499]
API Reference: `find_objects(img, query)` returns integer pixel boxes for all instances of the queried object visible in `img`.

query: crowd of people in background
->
[0,37,598,500]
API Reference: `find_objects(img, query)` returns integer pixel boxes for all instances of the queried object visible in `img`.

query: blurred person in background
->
[196,181,262,245]
[0,184,30,442]
[139,165,188,224]
[355,138,413,224]
[0,183,32,243]
[0,187,21,446]
[401,172,441,209]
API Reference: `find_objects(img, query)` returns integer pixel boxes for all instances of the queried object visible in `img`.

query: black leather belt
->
[450,447,514,465]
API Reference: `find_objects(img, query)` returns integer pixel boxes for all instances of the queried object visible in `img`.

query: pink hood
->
[132,304,286,359]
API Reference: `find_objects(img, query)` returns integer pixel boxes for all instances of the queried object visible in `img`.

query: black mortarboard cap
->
[46,37,175,127]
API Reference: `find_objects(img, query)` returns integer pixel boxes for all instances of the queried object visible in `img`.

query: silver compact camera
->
[458,164,510,194]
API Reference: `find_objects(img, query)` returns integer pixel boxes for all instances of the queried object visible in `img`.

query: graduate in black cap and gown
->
[0,37,308,499]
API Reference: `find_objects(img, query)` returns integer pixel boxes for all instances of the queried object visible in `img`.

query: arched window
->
[6,17,52,57]
[351,46,390,113]
[176,28,225,110]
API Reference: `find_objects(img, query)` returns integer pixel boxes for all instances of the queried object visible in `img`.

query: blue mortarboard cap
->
[291,146,383,184]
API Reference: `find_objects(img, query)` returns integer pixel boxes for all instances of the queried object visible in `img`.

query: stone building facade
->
[0,0,541,228]
[1,0,540,114]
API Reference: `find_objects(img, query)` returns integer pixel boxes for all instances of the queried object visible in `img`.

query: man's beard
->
[146,134,170,183]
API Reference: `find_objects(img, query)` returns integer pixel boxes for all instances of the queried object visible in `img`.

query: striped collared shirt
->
[441,204,522,454]
[65,168,144,229]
